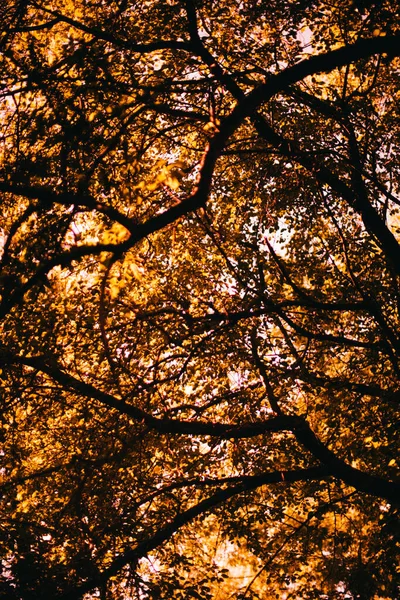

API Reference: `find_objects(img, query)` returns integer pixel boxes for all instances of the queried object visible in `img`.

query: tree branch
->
[57,466,329,599]
[3,351,399,505]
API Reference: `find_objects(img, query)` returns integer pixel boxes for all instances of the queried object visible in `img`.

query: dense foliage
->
[0,1,399,598]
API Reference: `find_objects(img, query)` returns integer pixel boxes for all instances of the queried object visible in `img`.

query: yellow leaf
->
[102,223,130,244]
[129,262,143,281]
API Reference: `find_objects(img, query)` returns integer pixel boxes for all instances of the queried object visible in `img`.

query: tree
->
[0,0,399,598]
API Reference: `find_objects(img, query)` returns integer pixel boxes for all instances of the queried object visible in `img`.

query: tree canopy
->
[0,1,399,598]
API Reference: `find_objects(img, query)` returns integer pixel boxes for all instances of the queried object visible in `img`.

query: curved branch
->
[0,349,304,436]
[57,466,329,599]
[3,351,399,505]
[31,3,192,53]
[294,421,400,505]
[2,35,400,322]
[198,34,400,273]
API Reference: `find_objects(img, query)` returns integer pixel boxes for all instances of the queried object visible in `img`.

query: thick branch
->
[294,421,400,505]
[1,350,304,436]
[3,351,399,505]
[2,35,400,321]
[57,466,329,599]
[198,33,400,273]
